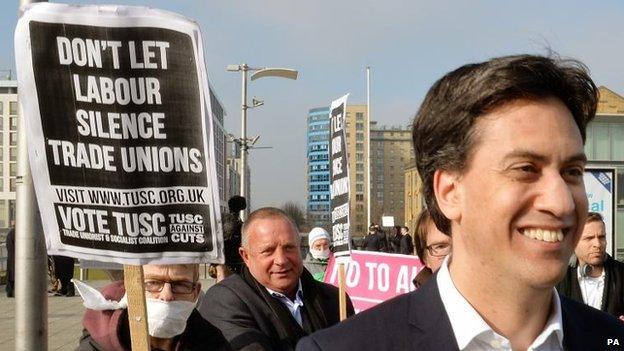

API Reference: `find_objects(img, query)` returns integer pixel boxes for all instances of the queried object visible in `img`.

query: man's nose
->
[274,249,289,265]
[534,172,577,218]
[157,283,175,302]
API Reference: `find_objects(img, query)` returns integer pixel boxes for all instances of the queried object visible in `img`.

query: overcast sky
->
[2,0,623,209]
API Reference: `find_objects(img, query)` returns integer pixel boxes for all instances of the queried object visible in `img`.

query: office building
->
[0,80,17,231]
[306,107,331,230]
[370,125,414,227]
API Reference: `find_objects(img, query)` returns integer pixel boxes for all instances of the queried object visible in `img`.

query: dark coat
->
[78,281,231,351]
[296,275,624,351]
[557,255,624,318]
[6,227,14,282]
[362,233,387,252]
[200,268,354,351]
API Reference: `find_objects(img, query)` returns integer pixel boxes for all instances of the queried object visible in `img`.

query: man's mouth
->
[520,228,565,243]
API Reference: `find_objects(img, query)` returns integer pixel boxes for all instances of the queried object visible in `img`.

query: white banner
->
[584,168,616,256]
[15,3,223,264]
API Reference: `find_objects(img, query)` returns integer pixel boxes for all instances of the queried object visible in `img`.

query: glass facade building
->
[306,107,331,229]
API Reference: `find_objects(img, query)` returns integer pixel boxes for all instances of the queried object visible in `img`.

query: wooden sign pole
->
[123,265,150,351]
[338,263,347,321]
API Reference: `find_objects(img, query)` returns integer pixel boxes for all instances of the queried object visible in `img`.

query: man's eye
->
[563,167,583,177]
[517,164,537,173]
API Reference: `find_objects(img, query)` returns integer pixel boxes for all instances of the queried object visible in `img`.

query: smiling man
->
[200,207,353,351]
[297,55,624,351]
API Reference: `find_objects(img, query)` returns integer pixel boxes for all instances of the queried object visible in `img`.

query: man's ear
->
[433,169,462,222]
[239,247,250,266]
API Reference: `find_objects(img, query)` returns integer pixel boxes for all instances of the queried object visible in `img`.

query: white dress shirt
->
[577,267,605,310]
[266,280,305,326]
[437,256,564,351]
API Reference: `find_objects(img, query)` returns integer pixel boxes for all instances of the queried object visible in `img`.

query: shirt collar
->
[437,255,563,350]
[265,279,304,302]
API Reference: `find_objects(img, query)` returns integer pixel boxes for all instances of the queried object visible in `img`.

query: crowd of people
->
[6,53,624,350]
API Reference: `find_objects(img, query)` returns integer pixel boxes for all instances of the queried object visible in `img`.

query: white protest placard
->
[15,3,223,264]
[381,216,394,227]
[584,167,616,256]
[329,94,351,263]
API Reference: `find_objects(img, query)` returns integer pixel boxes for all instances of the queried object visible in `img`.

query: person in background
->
[5,225,15,298]
[78,264,231,351]
[362,224,387,252]
[52,255,75,296]
[212,196,248,282]
[200,207,353,351]
[400,226,414,255]
[557,212,624,320]
[389,225,414,255]
[304,227,332,281]
[412,209,451,288]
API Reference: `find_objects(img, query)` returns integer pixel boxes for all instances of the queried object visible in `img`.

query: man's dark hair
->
[412,54,598,235]
[228,195,247,214]
[586,212,604,224]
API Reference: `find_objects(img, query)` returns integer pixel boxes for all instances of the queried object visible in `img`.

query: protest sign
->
[324,250,425,313]
[15,3,223,264]
[329,94,351,262]
[584,167,617,256]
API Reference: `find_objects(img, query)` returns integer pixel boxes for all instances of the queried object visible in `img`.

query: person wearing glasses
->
[412,209,451,288]
[78,264,231,351]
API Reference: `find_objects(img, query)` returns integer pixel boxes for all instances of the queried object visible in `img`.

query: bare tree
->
[282,201,309,232]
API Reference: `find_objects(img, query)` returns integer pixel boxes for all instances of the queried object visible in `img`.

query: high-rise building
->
[306,107,331,229]
[344,105,370,237]
[370,125,414,227]
[404,161,424,233]
[209,86,228,214]
[0,80,18,231]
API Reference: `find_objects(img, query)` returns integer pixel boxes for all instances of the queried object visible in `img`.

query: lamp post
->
[226,64,298,219]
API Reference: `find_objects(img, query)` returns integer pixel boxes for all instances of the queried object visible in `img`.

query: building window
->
[9,147,16,161]
[356,194,364,201]
[9,177,15,191]
[9,163,16,176]
[356,153,364,161]
[9,133,17,146]
[356,164,364,172]
[356,112,364,121]
[0,101,3,115]
[356,174,364,182]
[356,184,363,192]
[356,143,364,151]
[9,102,18,115]
[356,122,364,131]
[356,133,364,141]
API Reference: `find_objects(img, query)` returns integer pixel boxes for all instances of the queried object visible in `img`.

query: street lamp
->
[226,63,298,219]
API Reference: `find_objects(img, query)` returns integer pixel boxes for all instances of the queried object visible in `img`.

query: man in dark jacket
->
[200,207,354,351]
[297,55,624,350]
[5,226,14,297]
[78,264,231,351]
[361,225,387,252]
[558,212,624,319]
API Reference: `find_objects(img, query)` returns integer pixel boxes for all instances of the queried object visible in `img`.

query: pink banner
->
[324,250,425,313]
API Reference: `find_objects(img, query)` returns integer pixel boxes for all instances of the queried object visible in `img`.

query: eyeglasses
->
[426,243,451,257]
[144,280,196,294]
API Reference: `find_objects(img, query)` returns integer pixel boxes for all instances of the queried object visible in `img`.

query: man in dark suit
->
[200,207,354,351]
[558,212,624,319]
[297,55,624,351]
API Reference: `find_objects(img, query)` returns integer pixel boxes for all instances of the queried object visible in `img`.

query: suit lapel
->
[408,277,460,351]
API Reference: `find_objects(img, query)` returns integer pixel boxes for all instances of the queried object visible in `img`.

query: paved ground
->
[0,278,216,350]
